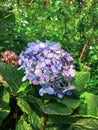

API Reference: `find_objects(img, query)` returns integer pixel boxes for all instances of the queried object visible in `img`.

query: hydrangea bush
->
[0,42,93,130]
[18,40,76,98]
[0,50,19,66]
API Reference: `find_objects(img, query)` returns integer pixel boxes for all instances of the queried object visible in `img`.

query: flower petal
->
[57,92,64,98]
[45,87,54,95]
[65,90,72,95]
[35,69,42,76]
[22,76,27,81]
[39,88,44,96]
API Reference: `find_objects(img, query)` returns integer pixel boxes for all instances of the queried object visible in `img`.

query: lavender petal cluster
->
[18,40,75,98]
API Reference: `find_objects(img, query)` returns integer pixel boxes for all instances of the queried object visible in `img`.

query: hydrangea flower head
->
[18,40,76,98]
[0,50,19,66]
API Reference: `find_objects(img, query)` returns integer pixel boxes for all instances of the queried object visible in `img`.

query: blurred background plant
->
[0,0,98,130]
[0,50,19,66]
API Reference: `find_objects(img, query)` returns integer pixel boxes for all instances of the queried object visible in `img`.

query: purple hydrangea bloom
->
[18,40,76,98]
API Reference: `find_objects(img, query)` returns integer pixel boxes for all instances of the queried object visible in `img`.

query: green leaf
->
[79,92,98,116]
[46,115,98,130]
[17,98,32,114]
[36,99,72,115]
[55,97,80,110]
[16,115,32,130]
[16,98,41,130]
[0,62,24,93]
[73,72,90,91]
[47,115,98,130]
[0,92,10,125]
[2,91,10,103]
[71,115,98,130]
[17,81,29,94]
[0,46,4,50]
[16,113,41,130]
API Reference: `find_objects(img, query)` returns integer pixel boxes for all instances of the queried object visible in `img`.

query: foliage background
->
[0,0,98,130]
[0,0,98,93]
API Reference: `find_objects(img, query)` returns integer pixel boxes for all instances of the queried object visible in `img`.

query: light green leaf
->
[16,115,32,130]
[17,98,32,114]
[17,81,29,94]
[73,71,90,91]
[71,116,98,130]
[79,92,98,116]
[16,113,41,130]
[16,98,41,130]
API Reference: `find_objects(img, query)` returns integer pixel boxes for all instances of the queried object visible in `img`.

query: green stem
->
[40,114,46,130]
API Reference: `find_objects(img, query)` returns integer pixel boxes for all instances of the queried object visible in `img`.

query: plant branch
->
[79,30,94,62]
[40,114,47,130]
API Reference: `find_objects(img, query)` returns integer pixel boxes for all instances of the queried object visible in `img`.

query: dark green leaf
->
[0,62,24,94]
[55,97,80,110]
[0,92,10,125]
[35,99,72,115]
[47,115,98,130]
